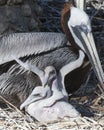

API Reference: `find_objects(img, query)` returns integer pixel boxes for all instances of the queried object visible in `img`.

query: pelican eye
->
[81,23,87,29]
[80,23,89,34]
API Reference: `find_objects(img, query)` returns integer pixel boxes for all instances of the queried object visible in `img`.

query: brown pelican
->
[0,1,104,110]
[15,50,84,122]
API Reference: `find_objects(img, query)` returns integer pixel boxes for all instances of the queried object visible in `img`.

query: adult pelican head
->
[61,1,104,92]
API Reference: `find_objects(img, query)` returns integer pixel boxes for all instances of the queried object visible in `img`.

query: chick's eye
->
[50,70,56,75]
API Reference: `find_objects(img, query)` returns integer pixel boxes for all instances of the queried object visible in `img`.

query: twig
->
[0,95,23,115]
[91,2,104,21]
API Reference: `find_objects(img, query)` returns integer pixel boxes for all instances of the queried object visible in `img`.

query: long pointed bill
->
[81,31,104,92]
[75,0,86,10]
[20,95,43,110]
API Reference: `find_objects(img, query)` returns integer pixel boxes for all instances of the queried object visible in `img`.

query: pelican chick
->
[25,79,80,122]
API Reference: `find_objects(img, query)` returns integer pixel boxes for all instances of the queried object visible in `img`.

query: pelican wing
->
[0,32,67,65]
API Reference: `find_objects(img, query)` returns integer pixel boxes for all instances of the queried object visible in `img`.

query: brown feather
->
[61,2,80,52]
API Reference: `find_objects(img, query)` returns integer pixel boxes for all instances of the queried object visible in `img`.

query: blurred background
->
[0,0,103,60]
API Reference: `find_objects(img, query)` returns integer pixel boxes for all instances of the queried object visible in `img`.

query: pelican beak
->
[20,95,42,110]
[41,75,49,87]
[81,31,104,92]
[69,22,104,92]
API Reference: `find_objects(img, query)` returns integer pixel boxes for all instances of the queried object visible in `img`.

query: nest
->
[0,93,104,130]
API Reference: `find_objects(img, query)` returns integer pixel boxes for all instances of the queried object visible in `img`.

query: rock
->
[0,0,41,33]
[0,0,6,5]
[22,4,32,17]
